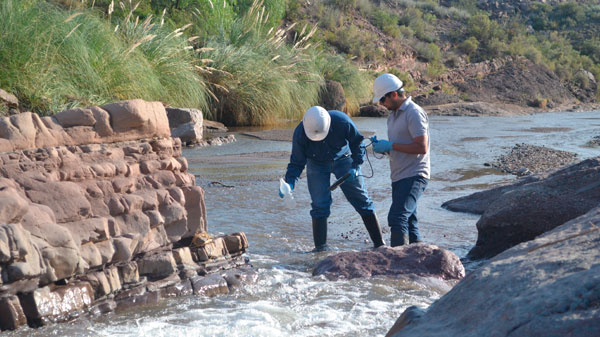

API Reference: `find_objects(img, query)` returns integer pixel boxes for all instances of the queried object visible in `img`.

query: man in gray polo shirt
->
[371,73,430,247]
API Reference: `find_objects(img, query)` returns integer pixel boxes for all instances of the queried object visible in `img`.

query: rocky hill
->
[294,0,600,113]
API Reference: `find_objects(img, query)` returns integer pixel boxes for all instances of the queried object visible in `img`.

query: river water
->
[14,110,599,337]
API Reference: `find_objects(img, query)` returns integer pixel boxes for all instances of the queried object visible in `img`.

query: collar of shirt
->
[392,96,412,114]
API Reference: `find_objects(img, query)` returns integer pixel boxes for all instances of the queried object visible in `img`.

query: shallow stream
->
[14,110,599,337]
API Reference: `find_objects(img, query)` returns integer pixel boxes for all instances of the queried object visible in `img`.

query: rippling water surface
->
[14,110,599,337]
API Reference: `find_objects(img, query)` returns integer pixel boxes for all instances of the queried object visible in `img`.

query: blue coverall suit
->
[284,110,375,220]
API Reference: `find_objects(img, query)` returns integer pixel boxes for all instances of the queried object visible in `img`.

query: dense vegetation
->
[0,0,371,125]
[0,0,598,125]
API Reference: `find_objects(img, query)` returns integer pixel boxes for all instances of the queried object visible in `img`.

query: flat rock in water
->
[490,143,578,176]
[313,244,464,281]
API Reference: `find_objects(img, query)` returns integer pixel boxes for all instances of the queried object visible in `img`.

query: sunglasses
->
[379,92,392,104]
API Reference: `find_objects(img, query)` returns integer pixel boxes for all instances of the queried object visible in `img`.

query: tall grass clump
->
[188,0,237,43]
[0,0,206,114]
[314,53,372,115]
[114,3,209,110]
[199,0,323,125]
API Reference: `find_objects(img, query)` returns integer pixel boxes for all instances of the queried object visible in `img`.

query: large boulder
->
[0,89,18,109]
[468,156,600,259]
[359,104,389,117]
[318,80,346,112]
[388,206,600,337]
[313,244,464,281]
[166,107,203,144]
[442,175,539,214]
[101,99,170,140]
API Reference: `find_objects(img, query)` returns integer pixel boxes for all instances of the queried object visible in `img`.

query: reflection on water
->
[433,168,507,182]
[14,110,599,337]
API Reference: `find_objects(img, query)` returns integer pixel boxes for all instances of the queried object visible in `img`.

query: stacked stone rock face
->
[0,99,252,330]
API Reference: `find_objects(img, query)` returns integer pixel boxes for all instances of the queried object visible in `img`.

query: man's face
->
[379,91,401,110]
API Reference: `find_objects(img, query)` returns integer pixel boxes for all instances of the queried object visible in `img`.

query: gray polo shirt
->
[387,96,430,182]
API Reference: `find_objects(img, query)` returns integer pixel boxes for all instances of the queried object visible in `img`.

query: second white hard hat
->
[372,73,403,104]
[303,106,331,141]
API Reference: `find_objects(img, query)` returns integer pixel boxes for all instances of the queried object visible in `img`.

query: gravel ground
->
[487,143,578,176]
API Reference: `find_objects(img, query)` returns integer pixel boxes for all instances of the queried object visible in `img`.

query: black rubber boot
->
[361,213,385,248]
[312,217,328,252]
[391,232,409,247]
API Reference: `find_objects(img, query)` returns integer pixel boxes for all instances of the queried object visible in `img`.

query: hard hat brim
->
[305,130,328,141]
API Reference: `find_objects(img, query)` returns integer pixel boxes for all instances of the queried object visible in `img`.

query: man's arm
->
[393,106,428,154]
[285,126,307,188]
[391,135,428,154]
[346,120,365,167]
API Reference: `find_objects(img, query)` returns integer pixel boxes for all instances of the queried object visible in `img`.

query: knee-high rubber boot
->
[391,232,409,247]
[312,217,328,252]
[361,213,385,248]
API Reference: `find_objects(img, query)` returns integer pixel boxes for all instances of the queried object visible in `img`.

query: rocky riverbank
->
[444,155,600,259]
[387,205,600,337]
[388,155,600,337]
[0,100,252,331]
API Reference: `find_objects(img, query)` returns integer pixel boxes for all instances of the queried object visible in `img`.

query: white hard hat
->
[303,106,331,141]
[372,73,403,104]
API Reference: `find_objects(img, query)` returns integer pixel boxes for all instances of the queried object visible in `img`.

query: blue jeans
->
[306,156,375,219]
[388,176,428,242]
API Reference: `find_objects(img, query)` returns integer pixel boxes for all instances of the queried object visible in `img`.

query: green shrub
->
[459,36,478,55]
[452,0,479,15]
[483,38,507,59]
[383,24,402,39]
[549,3,585,28]
[416,42,441,62]
[524,47,543,65]
[398,25,414,39]
[580,39,600,63]
[426,60,446,78]
[554,64,571,81]
[574,71,590,89]
[285,0,303,21]
[398,7,422,26]
[329,0,356,13]
[444,53,461,68]
[356,0,374,16]
[320,8,344,31]
[423,12,436,23]
[370,7,398,30]
[327,25,381,61]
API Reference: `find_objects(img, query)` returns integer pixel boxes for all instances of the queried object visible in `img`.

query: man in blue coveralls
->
[280,106,385,251]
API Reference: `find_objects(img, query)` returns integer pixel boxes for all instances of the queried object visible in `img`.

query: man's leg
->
[335,159,384,248]
[408,177,428,243]
[307,160,333,251]
[388,176,427,247]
